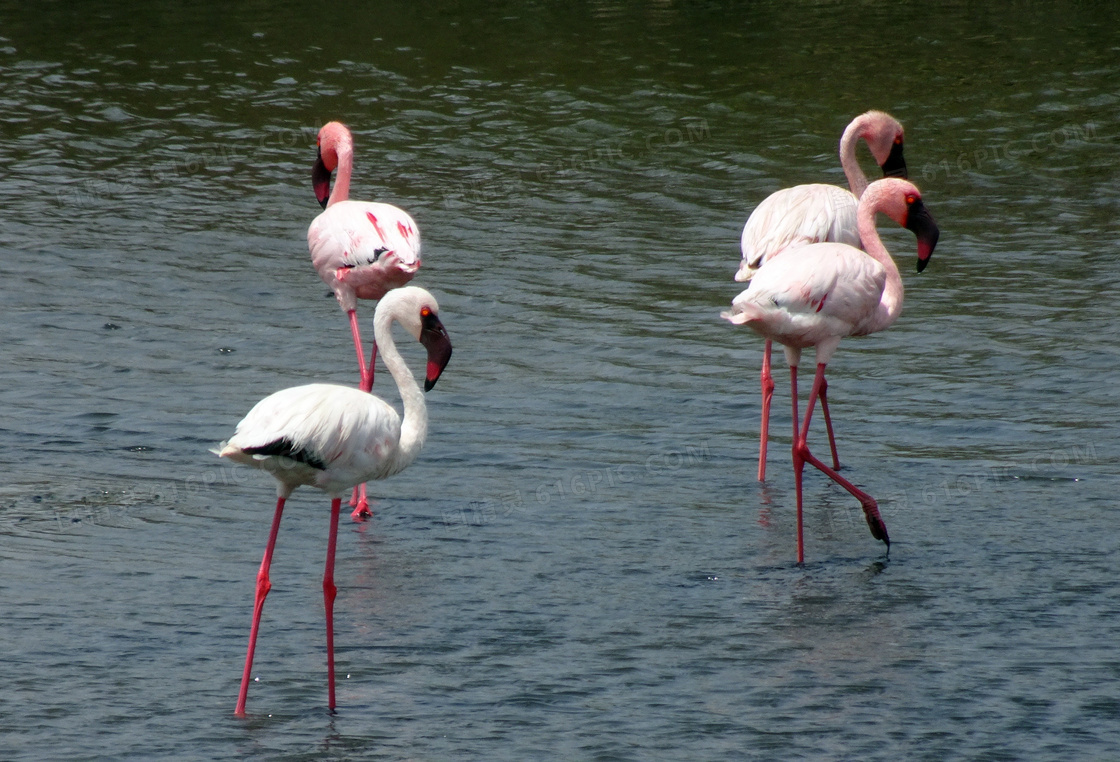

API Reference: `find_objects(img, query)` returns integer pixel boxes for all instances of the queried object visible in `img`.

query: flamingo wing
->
[308,201,422,307]
[221,383,403,494]
[737,183,861,281]
[724,243,886,353]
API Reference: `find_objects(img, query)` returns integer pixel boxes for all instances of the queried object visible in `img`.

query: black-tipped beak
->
[905,198,940,272]
[419,312,453,391]
[312,149,332,209]
[881,139,907,179]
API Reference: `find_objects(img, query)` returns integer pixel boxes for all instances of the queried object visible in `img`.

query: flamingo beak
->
[881,139,907,179]
[734,259,755,283]
[419,311,453,391]
[312,149,332,209]
[905,198,940,272]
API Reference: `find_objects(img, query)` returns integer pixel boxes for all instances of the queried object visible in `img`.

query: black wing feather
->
[241,438,328,470]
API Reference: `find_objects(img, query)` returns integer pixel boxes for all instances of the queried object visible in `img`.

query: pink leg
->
[789,365,805,563]
[360,341,377,393]
[347,310,373,391]
[235,495,286,717]
[346,313,374,520]
[795,363,890,553]
[323,497,342,712]
[818,376,841,471]
[758,340,776,482]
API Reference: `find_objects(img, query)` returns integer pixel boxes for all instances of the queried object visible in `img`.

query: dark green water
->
[2,2,1119,759]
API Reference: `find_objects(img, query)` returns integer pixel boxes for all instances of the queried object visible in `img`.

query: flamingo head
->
[867,178,940,272]
[860,111,907,179]
[313,121,353,208]
[419,304,453,391]
[377,286,453,391]
[906,195,939,272]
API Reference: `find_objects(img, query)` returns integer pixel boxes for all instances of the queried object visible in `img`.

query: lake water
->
[2,2,1119,759]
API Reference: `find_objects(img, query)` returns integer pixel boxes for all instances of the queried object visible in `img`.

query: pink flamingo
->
[218,286,452,716]
[736,111,907,482]
[722,178,939,563]
[308,120,422,518]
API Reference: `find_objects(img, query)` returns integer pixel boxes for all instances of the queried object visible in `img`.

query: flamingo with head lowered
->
[308,120,422,518]
[736,111,908,482]
[722,178,939,563]
[218,286,452,716]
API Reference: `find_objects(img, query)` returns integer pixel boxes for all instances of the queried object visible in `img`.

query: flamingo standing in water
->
[736,110,908,481]
[722,178,939,563]
[308,120,422,518]
[217,286,452,716]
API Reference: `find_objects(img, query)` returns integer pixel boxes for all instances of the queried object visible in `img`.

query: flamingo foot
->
[795,440,890,551]
[349,483,371,521]
[860,498,890,548]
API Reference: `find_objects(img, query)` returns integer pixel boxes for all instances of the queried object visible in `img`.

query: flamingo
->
[722,178,939,563]
[217,286,452,716]
[308,120,422,518]
[736,110,908,482]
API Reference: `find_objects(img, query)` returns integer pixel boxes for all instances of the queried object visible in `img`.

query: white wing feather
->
[222,383,403,495]
[308,201,421,309]
[724,243,886,356]
[737,184,861,281]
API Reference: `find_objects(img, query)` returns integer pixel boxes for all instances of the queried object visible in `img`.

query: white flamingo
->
[308,120,422,518]
[736,110,907,481]
[723,178,939,563]
[217,286,452,716]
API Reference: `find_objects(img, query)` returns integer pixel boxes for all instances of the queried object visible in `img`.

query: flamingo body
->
[729,243,890,359]
[218,285,452,716]
[736,183,861,283]
[308,200,421,312]
[219,383,406,496]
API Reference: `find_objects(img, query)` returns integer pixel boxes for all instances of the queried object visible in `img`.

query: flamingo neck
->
[856,202,904,334]
[327,144,353,208]
[838,117,871,199]
[373,308,427,473]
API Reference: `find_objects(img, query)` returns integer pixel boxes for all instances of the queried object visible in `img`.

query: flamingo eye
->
[905,194,917,205]
[420,306,432,318]
[894,135,903,145]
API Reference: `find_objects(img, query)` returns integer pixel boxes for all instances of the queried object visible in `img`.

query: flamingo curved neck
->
[373,308,427,472]
[856,202,904,333]
[327,145,353,208]
[839,119,871,199]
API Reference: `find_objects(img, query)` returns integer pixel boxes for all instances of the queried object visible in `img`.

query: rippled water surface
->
[3,2,1120,760]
